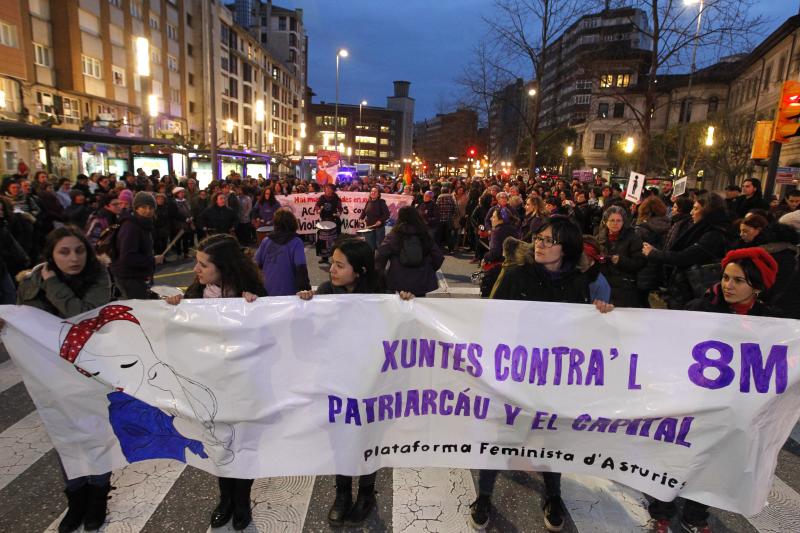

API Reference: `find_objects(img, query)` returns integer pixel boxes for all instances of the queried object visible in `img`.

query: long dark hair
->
[258,186,280,207]
[43,225,103,297]
[190,234,263,296]
[393,206,434,249]
[331,237,384,294]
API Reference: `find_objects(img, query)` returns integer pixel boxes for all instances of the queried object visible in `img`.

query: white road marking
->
[0,411,52,491]
[0,359,22,395]
[392,467,476,532]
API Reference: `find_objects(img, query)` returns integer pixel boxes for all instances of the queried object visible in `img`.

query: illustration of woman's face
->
[75,351,144,393]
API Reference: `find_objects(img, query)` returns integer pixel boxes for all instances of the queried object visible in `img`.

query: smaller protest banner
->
[572,169,594,183]
[625,172,646,203]
[776,167,800,185]
[316,150,340,184]
[673,177,688,197]
[277,192,414,234]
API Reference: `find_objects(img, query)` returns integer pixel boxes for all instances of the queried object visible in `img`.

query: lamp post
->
[334,48,348,155]
[675,0,706,177]
[135,37,151,138]
[358,99,367,164]
[565,145,573,178]
[225,118,235,147]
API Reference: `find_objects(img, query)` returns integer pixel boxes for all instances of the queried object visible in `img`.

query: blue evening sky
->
[276,1,796,121]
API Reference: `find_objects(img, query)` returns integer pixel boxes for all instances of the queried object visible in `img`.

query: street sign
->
[572,169,594,182]
[776,166,800,185]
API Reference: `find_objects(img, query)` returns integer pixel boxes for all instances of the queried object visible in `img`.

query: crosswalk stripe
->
[206,476,315,533]
[0,359,22,395]
[0,411,52,492]
[561,474,653,532]
[392,467,476,532]
[747,477,800,533]
[45,460,186,533]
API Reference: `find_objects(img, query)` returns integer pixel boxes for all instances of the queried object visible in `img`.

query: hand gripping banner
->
[1,297,799,516]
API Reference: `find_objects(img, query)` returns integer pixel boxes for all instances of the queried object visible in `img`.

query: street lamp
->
[334,48,348,154]
[705,125,715,146]
[528,88,537,97]
[565,146,573,177]
[623,137,635,154]
[135,37,151,137]
[147,94,159,118]
[226,118,235,147]
[675,0,706,176]
[358,99,367,164]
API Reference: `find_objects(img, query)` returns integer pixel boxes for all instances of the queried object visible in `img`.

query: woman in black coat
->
[479,207,520,297]
[596,206,646,307]
[649,247,780,533]
[643,193,730,309]
[375,206,444,296]
[198,192,238,235]
[470,216,614,532]
[165,234,266,531]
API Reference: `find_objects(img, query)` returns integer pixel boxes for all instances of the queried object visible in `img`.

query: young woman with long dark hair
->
[15,225,113,532]
[165,234,266,530]
[298,238,413,526]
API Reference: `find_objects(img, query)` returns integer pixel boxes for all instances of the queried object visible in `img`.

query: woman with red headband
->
[648,246,780,533]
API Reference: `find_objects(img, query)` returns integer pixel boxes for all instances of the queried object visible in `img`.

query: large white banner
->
[276,192,414,234]
[1,298,799,516]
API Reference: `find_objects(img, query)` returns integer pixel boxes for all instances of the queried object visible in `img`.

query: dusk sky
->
[278,1,796,121]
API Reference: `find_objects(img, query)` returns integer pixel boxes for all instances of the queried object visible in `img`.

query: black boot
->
[231,480,253,531]
[83,483,110,531]
[328,486,353,526]
[59,485,88,533]
[345,486,376,526]
[211,478,235,528]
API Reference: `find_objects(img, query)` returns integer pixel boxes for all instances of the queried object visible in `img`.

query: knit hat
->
[721,247,778,290]
[172,186,185,195]
[118,189,134,204]
[132,191,156,210]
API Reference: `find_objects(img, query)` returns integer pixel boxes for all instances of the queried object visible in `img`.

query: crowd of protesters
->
[0,164,799,533]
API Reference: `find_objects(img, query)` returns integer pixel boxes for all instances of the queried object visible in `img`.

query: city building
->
[306,82,414,174]
[414,108,479,172]
[0,0,307,183]
[488,78,537,170]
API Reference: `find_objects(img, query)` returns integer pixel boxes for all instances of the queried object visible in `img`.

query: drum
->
[357,228,376,249]
[256,226,273,244]
[316,221,338,258]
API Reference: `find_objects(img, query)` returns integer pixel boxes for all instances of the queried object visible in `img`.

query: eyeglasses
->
[534,236,560,248]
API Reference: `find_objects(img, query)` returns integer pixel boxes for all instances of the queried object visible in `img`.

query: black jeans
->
[648,498,709,526]
[478,470,561,499]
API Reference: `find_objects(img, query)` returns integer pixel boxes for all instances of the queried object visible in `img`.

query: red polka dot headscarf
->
[60,305,140,363]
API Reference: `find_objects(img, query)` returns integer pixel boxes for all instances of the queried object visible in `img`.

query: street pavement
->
[1,242,799,532]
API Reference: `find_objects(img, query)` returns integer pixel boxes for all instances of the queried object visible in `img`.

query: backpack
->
[398,234,425,268]
[95,223,122,260]
[85,213,110,246]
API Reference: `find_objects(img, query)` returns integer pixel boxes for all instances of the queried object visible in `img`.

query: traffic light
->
[773,81,800,143]
[467,147,477,157]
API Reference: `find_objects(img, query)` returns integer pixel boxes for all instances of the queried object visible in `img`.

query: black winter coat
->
[199,205,237,234]
[686,284,780,317]
[110,213,156,280]
[735,193,770,219]
[491,261,590,305]
[597,226,646,307]
[375,224,444,296]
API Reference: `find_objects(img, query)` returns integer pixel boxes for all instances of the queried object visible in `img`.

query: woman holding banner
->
[298,238,413,527]
[165,234,265,531]
[648,247,780,533]
[14,226,113,533]
[471,216,614,532]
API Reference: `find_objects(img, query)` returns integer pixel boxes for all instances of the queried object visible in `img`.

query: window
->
[278,17,286,31]
[63,97,80,124]
[229,78,238,99]
[615,74,630,87]
[380,125,389,132]
[355,136,377,144]
[167,24,178,41]
[764,67,772,90]
[600,75,613,88]
[593,133,606,150]
[188,73,194,86]
[149,14,160,31]
[708,96,719,115]
[186,44,193,57]
[221,56,228,71]
[186,13,192,27]
[243,63,252,82]
[108,0,122,7]
[379,138,389,145]
[243,85,251,104]
[243,107,252,124]
[36,91,55,115]
[151,49,161,65]
[261,32,267,44]
[0,20,18,47]
[290,17,297,31]
[81,55,102,78]
[379,151,391,158]
[33,43,52,67]
[170,88,180,104]
[597,103,609,119]
[168,55,178,72]
[130,1,142,19]
[610,133,621,147]
[613,103,625,118]
[189,101,195,113]
[112,66,126,86]
[576,80,592,90]
[229,55,238,75]
[573,94,591,105]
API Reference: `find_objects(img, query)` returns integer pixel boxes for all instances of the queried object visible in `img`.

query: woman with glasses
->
[597,206,646,308]
[470,216,613,532]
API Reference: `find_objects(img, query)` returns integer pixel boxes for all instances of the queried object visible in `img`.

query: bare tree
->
[599,0,766,172]
[482,0,593,176]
